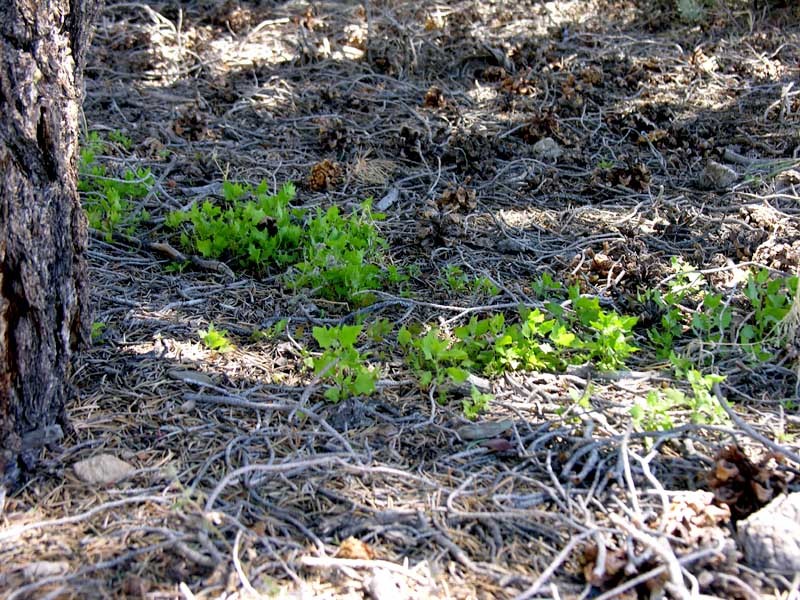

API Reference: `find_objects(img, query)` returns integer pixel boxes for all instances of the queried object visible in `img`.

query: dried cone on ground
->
[423,85,446,108]
[707,445,787,520]
[416,184,477,247]
[307,159,342,191]
[317,118,350,151]
[437,184,477,212]
[606,161,651,191]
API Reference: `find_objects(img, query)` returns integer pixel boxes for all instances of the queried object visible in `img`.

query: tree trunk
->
[0,0,97,489]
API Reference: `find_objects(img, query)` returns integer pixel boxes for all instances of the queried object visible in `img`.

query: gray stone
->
[700,160,738,189]
[738,493,800,574]
[532,137,563,161]
[73,453,135,485]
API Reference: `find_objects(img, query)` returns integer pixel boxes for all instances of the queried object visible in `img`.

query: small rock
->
[168,369,215,387]
[457,420,514,441]
[532,137,563,161]
[700,160,738,189]
[738,492,800,574]
[73,454,135,485]
[20,561,69,581]
[466,373,492,393]
[366,569,409,600]
[777,168,800,185]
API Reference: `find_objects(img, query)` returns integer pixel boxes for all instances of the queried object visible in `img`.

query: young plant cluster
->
[306,325,379,402]
[398,285,638,400]
[166,181,303,269]
[438,265,499,298]
[305,265,797,428]
[166,181,394,304]
[631,357,726,431]
[631,261,798,430]
[644,259,799,363]
[78,131,153,239]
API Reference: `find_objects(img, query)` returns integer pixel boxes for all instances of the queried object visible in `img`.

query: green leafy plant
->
[251,319,289,342]
[631,388,680,432]
[584,310,639,370]
[634,356,726,430]
[164,261,189,274]
[489,308,579,374]
[643,258,719,357]
[438,266,498,298]
[107,130,133,150]
[366,318,393,342]
[471,276,500,297]
[290,201,388,304]
[166,181,303,272]
[644,265,798,362]
[91,321,106,342]
[568,287,638,370]
[596,158,614,170]
[79,132,153,239]
[531,272,564,299]
[462,386,493,420]
[677,0,707,23]
[440,265,469,293]
[169,182,395,303]
[398,326,469,394]
[199,323,234,353]
[740,270,798,361]
[306,324,378,402]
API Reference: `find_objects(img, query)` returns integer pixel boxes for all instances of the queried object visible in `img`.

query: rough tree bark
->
[0,1,97,489]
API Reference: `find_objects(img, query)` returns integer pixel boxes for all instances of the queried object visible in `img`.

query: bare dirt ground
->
[2,1,800,598]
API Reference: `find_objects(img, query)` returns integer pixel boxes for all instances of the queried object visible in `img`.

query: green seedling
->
[166,181,303,272]
[79,132,153,239]
[584,310,638,370]
[531,272,564,299]
[164,261,189,274]
[91,321,106,342]
[172,180,396,302]
[740,270,798,361]
[470,275,500,297]
[306,324,378,402]
[568,286,638,370]
[462,386,493,421]
[631,388,680,433]
[633,354,726,431]
[596,158,614,170]
[677,0,707,23]
[490,308,579,373]
[251,319,289,342]
[199,323,234,353]
[569,385,593,410]
[440,265,469,293]
[386,265,408,285]
[366,318,393,342]
[290,201,389,304]
[645,266,798,363]
[438,266,498,297]
[398,326,469,396]
[108,130,133,150]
